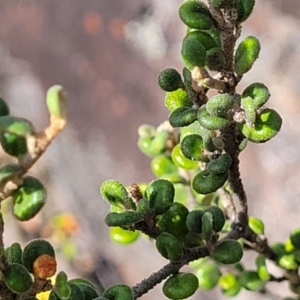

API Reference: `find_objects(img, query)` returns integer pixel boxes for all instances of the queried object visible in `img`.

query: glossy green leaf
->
[4,263,33,293]
[109,227,140,244]
[0,116,35,136]
[235,36,260,75]
[248,216,265,235]
[1,133,27,157]
[12,176,47,221]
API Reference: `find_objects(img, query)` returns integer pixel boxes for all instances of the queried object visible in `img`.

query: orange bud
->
[33,254,57,279]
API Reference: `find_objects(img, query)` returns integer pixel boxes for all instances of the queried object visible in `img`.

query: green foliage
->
[181,33,207,69]
[211,240,243,264]
[4,263,33,293]
[12,176,47,221]
[219,273,241,296]
[179,0,215,30]
[192,169,228,194]
[46,85,67,119]
[5,242,22,265]
[239,108,282,143]
[235,0,256,23]
[194,259,221,290]
[165,89,193,111]
[235,36,260,75]
[163,272,198,299]
[156,232,183,262]
[103,284,133,300]
[0,1,295,300]
[146,179,175,214]
[169,107,198,127]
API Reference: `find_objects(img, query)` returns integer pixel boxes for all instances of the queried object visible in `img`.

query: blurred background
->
[1,0,300,299]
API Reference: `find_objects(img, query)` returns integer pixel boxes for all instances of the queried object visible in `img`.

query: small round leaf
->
[163,272,198,299]
[12,176,47,221]
[211,239,243,264]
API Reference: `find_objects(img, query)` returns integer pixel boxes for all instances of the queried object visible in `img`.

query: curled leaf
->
[242,82,270,109]
[239,108,282,143]
[46,85,67,119]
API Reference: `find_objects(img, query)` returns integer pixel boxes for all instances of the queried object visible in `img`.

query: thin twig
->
[132,246,209,299]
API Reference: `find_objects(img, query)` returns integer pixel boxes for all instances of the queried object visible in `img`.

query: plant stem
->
[131,246,209,299]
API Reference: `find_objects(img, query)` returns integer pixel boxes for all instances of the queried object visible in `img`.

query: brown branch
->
[132,246,209,299]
